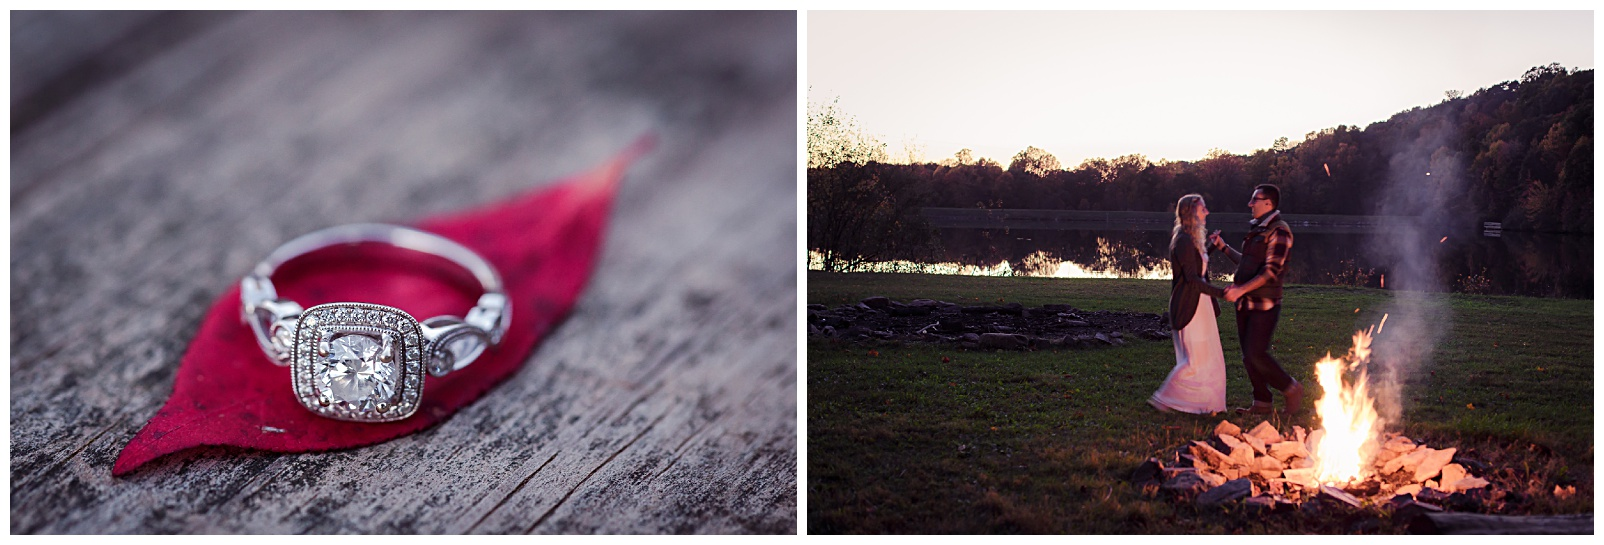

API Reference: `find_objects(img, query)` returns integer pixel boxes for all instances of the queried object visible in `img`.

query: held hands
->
[1222,286,1242,302]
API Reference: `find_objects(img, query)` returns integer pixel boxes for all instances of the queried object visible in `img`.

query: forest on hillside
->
[807,64,1592,271]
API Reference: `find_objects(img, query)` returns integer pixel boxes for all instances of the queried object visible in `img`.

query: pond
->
[808,224,1592,299]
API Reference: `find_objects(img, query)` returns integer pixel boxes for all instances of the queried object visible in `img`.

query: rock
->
[889,304,933,317]
[1416,487,1452,503]
[1305,428,1325,452]
[1381,434,1416,453]
[1214,420,1241,437]
[1448,476,1489,491]
[1256,455,1284,479]
[1269,440,1309,462]
[1243,495,1276,513]
[1319,485,1363,508]
[1264,478,1285,496]
[1248,421,1283,444]
[860,296,891,310]
[1198,470,1228,487]
[1177,453,1204,471]
[819,314,852,328]
[960,303,1023,315]
[1190,441,1232,468]
[1229,445,1255,466]
[1444,490,1485,512]
[1093,332,1114,345]
[960,333,980,344]
[1374,448,1401,466]
[1161,467,1196,480]
[1196,478,1255,506]
[1242,433,1268,456]
[1161,471,1208,494]
[1451,454,1489,475]
[1109,331,1123,339]
[1414,447,1457,483]
[1394,483,1422,497]
[806,304,826,312]
[1439,464,1467,491]
[1131,458,1163,486]
[977,333,1028,350]
[1218,433,1246,452]
[1290,457,1314,469]
[1281,468,1317,488]
[1293,425,1307,445]
[1381,446,1429,477]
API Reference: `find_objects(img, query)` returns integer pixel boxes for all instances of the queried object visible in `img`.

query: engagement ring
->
[241,224,510,422]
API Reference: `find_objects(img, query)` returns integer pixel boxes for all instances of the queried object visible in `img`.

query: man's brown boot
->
[1282,381,1304,415]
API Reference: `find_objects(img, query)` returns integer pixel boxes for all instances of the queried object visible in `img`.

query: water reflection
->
[808,225,1592,299]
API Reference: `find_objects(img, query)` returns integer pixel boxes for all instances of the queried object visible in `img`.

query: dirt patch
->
[807,296,1172,350]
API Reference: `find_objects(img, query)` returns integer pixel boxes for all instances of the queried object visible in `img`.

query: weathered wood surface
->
[9,11,797,534]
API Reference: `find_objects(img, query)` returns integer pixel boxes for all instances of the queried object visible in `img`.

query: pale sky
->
[808,10,1595,168]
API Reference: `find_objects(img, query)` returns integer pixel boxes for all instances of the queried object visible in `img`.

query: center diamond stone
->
[316,334,396,410]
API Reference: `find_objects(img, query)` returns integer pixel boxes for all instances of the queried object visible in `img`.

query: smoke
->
[1362,110,1467,427]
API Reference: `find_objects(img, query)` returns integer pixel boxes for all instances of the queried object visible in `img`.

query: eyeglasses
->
[1249,197,1270,202]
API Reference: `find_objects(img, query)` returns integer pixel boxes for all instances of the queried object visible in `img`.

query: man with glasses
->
[1209,184,1302,416]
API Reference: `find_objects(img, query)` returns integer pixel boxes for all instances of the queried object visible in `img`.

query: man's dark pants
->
[1235,305,1295,404]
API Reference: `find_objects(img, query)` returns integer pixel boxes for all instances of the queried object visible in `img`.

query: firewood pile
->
[1134,419,1492,513]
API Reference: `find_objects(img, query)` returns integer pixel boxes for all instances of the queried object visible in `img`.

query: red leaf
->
[112,137,654,476]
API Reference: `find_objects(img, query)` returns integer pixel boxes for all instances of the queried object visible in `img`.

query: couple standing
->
[1148,184,1304,416]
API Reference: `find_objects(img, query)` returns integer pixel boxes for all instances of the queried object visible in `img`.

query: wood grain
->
[9,11,797,534]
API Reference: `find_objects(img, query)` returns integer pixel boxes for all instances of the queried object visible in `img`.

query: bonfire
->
[1141,318,1494,511]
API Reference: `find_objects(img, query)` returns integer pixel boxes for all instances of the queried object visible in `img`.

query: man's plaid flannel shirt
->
[1233,210,1291,312]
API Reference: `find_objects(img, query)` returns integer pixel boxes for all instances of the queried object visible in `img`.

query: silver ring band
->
[241,223,511,422]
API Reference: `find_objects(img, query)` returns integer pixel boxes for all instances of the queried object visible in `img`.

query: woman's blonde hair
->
[1172,194,1206,258]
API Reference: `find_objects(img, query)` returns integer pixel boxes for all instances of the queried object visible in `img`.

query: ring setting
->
[242,224,510,423]
[292,303,425,421]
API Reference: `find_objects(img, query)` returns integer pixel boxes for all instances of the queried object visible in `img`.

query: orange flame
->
[1310,325,1385,485]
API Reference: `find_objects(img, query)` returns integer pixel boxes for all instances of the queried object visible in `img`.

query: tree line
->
[807,65,1592,270]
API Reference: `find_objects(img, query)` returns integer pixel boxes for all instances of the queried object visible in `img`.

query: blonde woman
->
[1149,194,1228,414]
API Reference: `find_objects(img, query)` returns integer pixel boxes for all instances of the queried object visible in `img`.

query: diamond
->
[314,333,398,412]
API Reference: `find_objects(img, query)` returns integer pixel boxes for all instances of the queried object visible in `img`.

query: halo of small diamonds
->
[292,302,426,422]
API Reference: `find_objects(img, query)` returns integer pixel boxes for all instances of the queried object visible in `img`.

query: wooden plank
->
[9,11,797,534]
[1410,513,1594,535]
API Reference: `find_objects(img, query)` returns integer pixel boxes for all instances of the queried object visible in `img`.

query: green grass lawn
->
[806,272,1593,533]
